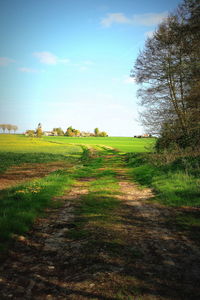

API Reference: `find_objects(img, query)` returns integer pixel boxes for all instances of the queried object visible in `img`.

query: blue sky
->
[0,0,181,136]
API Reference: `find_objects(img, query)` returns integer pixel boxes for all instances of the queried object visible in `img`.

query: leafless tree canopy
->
[0,124,18,134]
[132,0,200,149]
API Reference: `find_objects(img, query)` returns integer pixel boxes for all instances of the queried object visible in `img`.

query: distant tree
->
[65,126,74,137]
[12,125,18,134]
[65,126,80,137]
[36,128,42,138]
[25,130,35,137]
[94,128,100,136]
[99,131,108,137]
[6,124,12,134]
[53,127,64,136]
[35,123,43,138]
[74,129,80,137]
[1,124,6,133]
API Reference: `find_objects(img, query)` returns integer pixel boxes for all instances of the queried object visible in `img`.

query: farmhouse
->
[134,134,151,138]
[43,131,58,136]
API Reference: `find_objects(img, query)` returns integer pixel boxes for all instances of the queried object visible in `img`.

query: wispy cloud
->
[101,12,168,28]
[0,57,15,66]
[76,60,95,71]
[101,13,131,27]
[133,12,167,26]
[33,52,70,65]
[19,67,41,73]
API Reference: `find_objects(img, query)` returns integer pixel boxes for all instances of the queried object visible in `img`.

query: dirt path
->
[0,153,200,299]
[116,171,200,299]
[0,178,92,299]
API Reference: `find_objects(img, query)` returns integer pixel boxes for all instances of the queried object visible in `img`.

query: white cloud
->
[101,12,168,27]
[33,52,70,65]
[133,12,168,26]
[0,57,15,66]
[101,13,131,27]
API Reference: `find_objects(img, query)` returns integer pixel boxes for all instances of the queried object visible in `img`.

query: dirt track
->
[0,154,200,299]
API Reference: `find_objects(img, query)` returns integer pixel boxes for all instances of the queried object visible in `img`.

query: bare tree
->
[1,124,6,133]
[12,125,18,134]
[132,0,200,149]
[6,124,13,134]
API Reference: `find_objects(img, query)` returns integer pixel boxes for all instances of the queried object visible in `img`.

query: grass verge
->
[125,152,200,240]
[125,153,200,207]
[0,169,74,252]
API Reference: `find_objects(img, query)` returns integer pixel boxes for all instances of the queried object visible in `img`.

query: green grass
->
[0,152,78,174]
[1,133,199,256]
[0,169,74,252]
[0,147,120,253]
[0,134,83,173]
[66,149,122,239]
[0,135,87,252]
[43,136,155,153]
[126,153,200,207]
[125,152,200,243]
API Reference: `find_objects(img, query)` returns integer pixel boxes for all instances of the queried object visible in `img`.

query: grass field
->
[0,135,154,173]
[0,134,82,154]
[0,134,82,174]
[43,136,155,153]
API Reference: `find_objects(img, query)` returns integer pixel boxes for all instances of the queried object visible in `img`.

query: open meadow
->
[0,134,200,299]
[42,136,155,153]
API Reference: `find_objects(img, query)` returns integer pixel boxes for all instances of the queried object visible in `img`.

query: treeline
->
[0,124,18,134]
[25,124,108,137]
[64,126,108,137]
[132,0,200,151]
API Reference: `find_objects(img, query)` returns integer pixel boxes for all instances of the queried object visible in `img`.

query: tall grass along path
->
[1,148,200,299]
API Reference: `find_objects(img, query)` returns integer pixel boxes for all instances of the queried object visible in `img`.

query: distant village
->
[25,123,108,137]
[0,123,152,138]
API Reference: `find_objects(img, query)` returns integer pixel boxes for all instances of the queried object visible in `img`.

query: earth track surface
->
[0,152,200,299]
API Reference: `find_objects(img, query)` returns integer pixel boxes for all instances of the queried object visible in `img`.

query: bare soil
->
[0,158,200,299]
[0,162,70,190]
[116,173,200,299]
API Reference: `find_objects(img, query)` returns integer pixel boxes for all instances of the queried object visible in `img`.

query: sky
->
[0,0,181,136]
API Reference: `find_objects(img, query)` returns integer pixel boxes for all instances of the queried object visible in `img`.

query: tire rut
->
[0,179,92,300]
[116,170,200,299]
